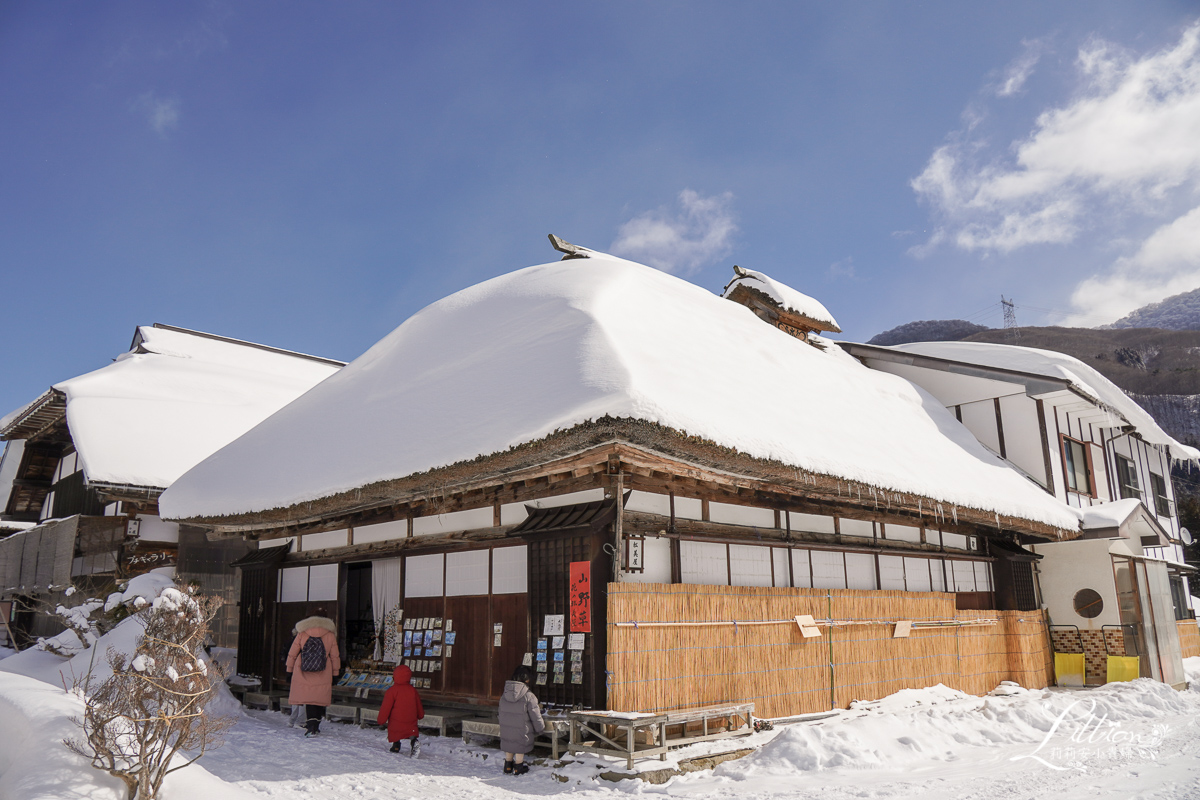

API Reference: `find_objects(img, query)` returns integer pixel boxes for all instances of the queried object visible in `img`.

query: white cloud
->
[995,40,1043,97]
[133,92,181,136]
[913,22,1200,321]
[828,256,857,281]
[1062,205,1200,324]
[610,190,737,274]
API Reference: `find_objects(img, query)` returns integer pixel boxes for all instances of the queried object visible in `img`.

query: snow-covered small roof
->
[722,267,841,332]
[1080,498,1146,531]
[161,252,1080,533]
[12,326,343,490]
[1081,498,1171,546]
[891,342,1200,462]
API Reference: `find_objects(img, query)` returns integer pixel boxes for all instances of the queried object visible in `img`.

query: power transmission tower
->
[1001,296,1020,342]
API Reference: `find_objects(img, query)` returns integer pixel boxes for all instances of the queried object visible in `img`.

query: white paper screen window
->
[810,550,846,589]
[930,559,947,592]
[772,548,792,587]
[680,540,728,585]
[446,550,490,596]
[729,544,773,587]
[791,549,812,588]
[904,557,932,592]
[951,560,977,592]
[624,491,671,516]
[974,561,992,592]
[354,519,407,544]
[887,524,922,543]
[301,529,347,551]
[405,554,445,597]
[637,537,674,584]
[280,567,309,603]
[491,545,528,594]
[878,555,906,590]
[709,502,775,528]
[789,512,836,535]
[309,563,338,601]
[839,518,874,538]
[844,552,877,590]
[941,532,968,550]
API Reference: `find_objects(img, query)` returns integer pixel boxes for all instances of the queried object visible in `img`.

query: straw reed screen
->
[606,583,1052,718]
[1177,619,1200,659]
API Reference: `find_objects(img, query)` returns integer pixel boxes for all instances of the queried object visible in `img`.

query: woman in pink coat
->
[286,610,341,737]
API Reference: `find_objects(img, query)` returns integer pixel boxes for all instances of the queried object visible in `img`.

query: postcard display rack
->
[525,614,586,687]
[400,615,455,690]
[334,667,395,703]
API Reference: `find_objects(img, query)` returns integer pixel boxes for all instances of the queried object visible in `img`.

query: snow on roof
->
[890,341,1200,461]
[162,252,1080,531]
[1080,498,1145,531]
[722,267,841,331]
[50,325,342,490]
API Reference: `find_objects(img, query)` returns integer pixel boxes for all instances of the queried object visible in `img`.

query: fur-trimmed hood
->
[296,615,336,635]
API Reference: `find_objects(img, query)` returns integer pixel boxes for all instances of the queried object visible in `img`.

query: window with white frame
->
[278,564,338,603]
[1115,455,1141,501]
[1061,436,1094,496]
[1150,472,1171,517]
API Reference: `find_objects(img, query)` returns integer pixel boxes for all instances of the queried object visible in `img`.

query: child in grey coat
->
[498,666,544,775]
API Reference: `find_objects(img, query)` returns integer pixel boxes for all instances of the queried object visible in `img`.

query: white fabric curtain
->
[371,558,402,660]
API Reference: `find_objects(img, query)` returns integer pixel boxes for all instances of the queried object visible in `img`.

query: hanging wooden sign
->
[569,561,591,633]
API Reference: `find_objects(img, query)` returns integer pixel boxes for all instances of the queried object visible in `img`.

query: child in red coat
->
[378,664,424,757]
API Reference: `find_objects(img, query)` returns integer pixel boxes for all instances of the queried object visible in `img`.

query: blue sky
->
[3,2,1200,419]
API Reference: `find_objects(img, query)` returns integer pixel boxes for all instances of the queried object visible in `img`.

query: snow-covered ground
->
[4,659,1200,799]
[2,574,1198,799]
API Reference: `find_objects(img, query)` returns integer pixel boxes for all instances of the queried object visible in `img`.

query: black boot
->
[390,741,401,753]
[513,762,529,775]
[304,719,320,738]
[503,760,514,774]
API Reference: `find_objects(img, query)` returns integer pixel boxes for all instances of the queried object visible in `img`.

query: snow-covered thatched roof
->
[161,252,1080,532]
[722,266,841,332]
[892,341,1200,462]
[2,325,343,491]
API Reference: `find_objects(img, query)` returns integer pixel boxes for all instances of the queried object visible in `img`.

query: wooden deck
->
[568,703,755,769]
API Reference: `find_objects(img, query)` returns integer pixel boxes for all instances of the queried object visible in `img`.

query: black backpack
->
[299,634,327,672]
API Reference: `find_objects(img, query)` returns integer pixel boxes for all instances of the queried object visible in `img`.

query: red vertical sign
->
[569,561,591,633]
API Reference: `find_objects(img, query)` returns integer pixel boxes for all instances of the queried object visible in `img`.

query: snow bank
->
[162,253,1080,532]
[720,679,1193,779]
[50,324,341,489]
[0,672,125,799]
[894,341,1200,461]
[0,672,252,800]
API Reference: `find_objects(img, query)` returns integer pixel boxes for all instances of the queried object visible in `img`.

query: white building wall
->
[1031,538,1125,629]
[959,399,1001,454]
[998,393,1048,487]
[620,535,673,585]
[136,514,179,544]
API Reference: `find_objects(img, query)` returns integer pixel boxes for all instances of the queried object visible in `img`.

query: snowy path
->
[204,709,616,800]
[202,689,1200,800]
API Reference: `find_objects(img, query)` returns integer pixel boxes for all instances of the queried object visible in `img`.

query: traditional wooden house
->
[840,340,1200,687]
[161,241,1090,717]
[0,324,342,647]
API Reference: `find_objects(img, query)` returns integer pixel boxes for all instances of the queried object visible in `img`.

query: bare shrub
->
[64,586,233,800]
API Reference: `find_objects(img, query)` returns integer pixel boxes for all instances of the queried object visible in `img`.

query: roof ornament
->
[548,234,593,261]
